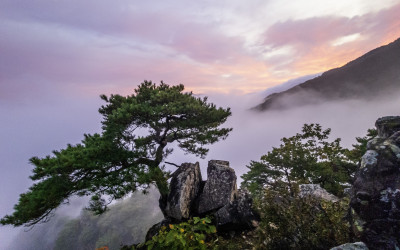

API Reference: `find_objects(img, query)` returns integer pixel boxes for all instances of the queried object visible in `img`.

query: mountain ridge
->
[254,37,400,111]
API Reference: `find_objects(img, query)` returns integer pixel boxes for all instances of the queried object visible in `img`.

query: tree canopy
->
[240,124,364,249]
[1,81,232,227]
[241,124,357,197]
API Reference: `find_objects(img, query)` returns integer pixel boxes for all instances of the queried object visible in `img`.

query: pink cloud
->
[261,3,400,76]
[1,0,399,103]
[1,0,262,102]
[0,0,248,64]
[264,17,356,49]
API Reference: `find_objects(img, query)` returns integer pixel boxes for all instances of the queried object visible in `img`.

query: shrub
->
[253,188,350,250]
[139,217,217,250]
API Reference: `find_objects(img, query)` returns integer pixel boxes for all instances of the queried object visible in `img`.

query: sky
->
[1,0,400,98]
[1,0,400,248]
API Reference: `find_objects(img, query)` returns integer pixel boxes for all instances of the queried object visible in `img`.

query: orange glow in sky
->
[1,0,400,99]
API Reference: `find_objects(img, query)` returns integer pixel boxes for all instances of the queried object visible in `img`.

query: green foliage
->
[87,195,109,215]
[241,124,356,197]
[139,217,217,250]
[238,124,378,249]
[347,128,377,164]
[1,81,231,227]
[253,188,350,250]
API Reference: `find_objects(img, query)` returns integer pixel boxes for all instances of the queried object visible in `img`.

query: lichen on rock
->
[150,159,259,238]
[299,184,339,202]
[360,150,378,169]
[165,162,202,220]
[196,160,238,214]
[351,116,400,249]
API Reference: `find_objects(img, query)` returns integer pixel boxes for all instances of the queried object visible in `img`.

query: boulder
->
[147,160,259,240]
[145,218,172,242]
[197,160,237,214]
[375,116,400,138]
[299,184,339,202]
[214,190,259,231]
[351,116,400,249]
[165,162,202,220]
[330,242,368,250]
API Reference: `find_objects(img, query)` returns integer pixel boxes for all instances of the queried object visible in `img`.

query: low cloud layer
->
[167,91,400,180]
[1,86,400,248]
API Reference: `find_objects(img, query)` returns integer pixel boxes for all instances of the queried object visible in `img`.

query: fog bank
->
[1,89,399,249]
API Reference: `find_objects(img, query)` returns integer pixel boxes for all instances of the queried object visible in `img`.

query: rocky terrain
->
[147,160,259,240]
[150,116,400,250]
[350,116,400,249]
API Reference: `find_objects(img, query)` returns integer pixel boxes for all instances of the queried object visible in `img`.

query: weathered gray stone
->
[366,137,385,150]
[299,184,339,202]
[147,160,260,239]
[375,116,400,138]
[360,150,378,169]
[330,242,368,250]
[197,160,237,214]
[214,190,259,231]
[351,116,400,249]
[165,162,202,220]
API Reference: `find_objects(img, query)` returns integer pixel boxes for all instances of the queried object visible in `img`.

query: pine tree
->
[1,81,232,227]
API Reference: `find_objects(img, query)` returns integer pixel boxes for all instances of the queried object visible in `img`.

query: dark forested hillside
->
[254,37,400,111]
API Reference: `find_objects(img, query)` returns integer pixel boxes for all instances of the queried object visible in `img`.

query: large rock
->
[299,184,339,202]
[214,190,259,231]
[197,160,237,214]
[375,116,400,138]
[165,162,202,220]
[147,160,259,240]
[351,116,400,249]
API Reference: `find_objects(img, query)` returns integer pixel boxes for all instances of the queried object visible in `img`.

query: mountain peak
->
[254,38,400,111]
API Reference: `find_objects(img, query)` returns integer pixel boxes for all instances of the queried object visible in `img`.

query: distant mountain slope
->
[261,73,321,97]
[254,38,400,111]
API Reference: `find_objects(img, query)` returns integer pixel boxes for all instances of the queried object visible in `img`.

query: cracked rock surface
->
[165,162,202,220]
[197,160,237,214]
[156,160,259,234]
[351,116,400,250]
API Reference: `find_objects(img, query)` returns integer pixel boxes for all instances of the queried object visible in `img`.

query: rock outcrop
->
[375,116,400,139]
[215,190,259,231]
[197,160,237,214]
[165,162,202,220]
[299,184,339,202]
[153,160,258,235]
[351,116,400,249]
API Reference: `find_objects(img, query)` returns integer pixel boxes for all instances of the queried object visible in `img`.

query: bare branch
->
[165,161,180,168]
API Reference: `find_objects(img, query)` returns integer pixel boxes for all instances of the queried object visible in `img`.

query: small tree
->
[241,124,359,249]
[1,81,232,227]
[253,188,350,250]
[347,128,377,165]
[241,124,356,197]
